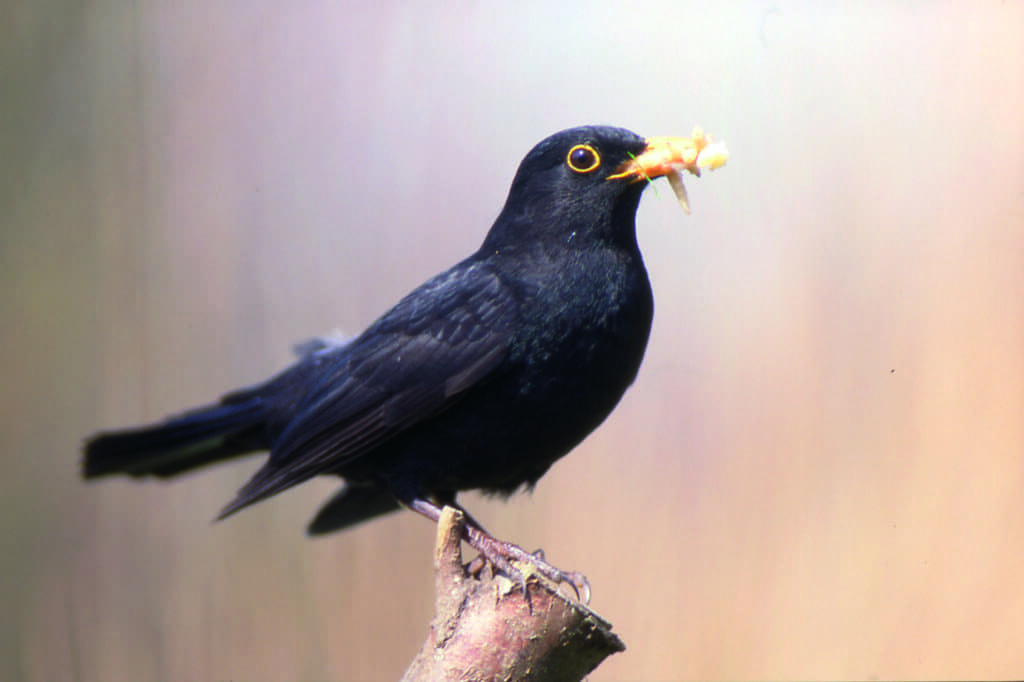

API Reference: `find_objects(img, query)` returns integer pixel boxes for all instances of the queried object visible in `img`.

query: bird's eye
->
[566,144,600,173]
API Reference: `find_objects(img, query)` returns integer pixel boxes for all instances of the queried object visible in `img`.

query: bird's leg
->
[462,522,592,604]
[444,501,549,578]
[405,498,521,587]
[432,493,492,536]
[406,497,591,604]
[429,494,496,577]
[433,494,552,563]
[436,501,492,577]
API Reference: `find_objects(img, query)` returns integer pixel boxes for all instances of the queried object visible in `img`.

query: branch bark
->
[401,507,625,682]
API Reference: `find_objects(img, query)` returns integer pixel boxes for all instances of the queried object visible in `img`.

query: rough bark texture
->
[401,507,626,682]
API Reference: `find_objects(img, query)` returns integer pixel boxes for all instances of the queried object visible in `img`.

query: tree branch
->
[401,507,625,682]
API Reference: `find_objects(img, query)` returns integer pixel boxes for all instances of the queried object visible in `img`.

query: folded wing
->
[217,261,516,518]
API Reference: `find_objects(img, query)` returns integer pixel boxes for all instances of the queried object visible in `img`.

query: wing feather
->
[217,261,516,518]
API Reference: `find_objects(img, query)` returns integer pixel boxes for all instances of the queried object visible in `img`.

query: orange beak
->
[607,127,728,213]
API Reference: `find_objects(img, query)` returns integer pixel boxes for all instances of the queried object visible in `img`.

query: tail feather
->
[306,483,401,536]
[83,399,269,479]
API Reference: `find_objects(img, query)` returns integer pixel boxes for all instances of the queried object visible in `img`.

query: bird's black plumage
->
[84,125,661,550]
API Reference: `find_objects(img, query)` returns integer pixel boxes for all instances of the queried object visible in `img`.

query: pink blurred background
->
[3,2,1023,680]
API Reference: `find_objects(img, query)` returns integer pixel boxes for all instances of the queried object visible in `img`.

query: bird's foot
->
[463,524,591,604]
[407,497,591,604]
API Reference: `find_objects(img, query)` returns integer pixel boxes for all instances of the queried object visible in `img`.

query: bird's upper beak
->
[607,127,728,213]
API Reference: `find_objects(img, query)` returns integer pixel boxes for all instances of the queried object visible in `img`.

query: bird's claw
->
[464,554,487,577]
[466,532,591,604]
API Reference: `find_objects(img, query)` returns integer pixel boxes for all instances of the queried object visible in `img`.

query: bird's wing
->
[217,260,517,518]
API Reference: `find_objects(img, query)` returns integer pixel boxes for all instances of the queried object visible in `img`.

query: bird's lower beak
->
[607,127,728,213]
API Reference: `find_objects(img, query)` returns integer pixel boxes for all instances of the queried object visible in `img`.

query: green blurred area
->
[3,2,1024,680]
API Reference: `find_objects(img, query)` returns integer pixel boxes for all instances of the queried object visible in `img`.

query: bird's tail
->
[83,399,269,479]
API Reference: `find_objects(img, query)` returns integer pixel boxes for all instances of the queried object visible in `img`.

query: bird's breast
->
[385,245,654,496]
[506,245,654,420]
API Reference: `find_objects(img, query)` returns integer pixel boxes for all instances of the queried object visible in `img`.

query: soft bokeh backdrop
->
[3,1,1023,680]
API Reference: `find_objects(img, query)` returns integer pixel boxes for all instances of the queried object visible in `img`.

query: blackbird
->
[84,125,713,595]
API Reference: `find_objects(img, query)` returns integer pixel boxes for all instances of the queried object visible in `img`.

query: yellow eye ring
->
[566,144,601,173]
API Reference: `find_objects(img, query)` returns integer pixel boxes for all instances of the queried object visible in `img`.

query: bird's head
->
[483,125,713,253]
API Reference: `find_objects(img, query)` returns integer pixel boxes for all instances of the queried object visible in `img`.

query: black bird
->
[84,125,714,594]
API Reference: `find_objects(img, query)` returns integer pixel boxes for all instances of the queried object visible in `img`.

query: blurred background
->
[3,1,1023,680]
